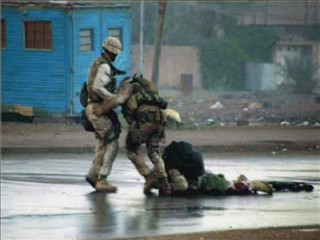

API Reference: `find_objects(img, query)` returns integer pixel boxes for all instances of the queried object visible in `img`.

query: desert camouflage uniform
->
[121,78,171,195]
[85,56,120,192]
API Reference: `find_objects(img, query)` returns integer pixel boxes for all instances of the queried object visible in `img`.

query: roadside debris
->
[165,92,320,128]
[210,101,224,110]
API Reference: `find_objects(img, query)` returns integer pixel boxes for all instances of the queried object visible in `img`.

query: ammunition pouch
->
[137,105,166,125]
[80,82,89,107]
[81,110,95,132]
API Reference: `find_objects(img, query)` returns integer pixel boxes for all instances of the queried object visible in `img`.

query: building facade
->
[238,1,320,91]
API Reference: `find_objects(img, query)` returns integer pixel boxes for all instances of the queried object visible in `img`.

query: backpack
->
[81,110,95,132]
[162,141,205,181]
[79,82,95,132]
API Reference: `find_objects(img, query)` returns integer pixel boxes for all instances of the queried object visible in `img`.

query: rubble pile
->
[166,91,320,128]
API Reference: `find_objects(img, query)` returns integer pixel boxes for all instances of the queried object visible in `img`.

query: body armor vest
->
[121,78,167,125]
[87,56,117,102]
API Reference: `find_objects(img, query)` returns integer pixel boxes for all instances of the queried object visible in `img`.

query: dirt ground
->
[112,226,320,240]
[113,227,320,240]
[164,91,320,127]
[2,121,320,154]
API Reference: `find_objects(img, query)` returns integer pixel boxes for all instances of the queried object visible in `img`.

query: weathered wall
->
[131,45,202,89]
[2,7,69,114]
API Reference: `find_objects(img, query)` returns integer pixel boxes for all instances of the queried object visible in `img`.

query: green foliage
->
[200,26,279,90]
[200,38,246,89]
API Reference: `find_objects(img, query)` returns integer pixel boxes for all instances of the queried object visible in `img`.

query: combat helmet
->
[103,36,122,54]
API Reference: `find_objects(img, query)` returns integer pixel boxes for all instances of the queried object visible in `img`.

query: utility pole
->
[151,0,167,86]
[139,1,144,75]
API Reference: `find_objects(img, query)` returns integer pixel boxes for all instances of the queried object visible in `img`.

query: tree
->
[151,0,167,86]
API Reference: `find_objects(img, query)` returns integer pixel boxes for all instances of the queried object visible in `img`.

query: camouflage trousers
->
[126,122,167,179]
[86,103,119,177]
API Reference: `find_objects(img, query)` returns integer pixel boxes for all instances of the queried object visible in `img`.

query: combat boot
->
[95,176,117,193]
[85,168,98,189]
[158,177,172,196]
[143,173,158,194]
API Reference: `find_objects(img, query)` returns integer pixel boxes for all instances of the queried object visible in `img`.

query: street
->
[1,152,319,240]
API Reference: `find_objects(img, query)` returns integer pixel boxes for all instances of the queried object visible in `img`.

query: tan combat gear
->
[103,36,122,54]
[85,167,99,188]
[95,177,117,193]
[143,173,159,194]
[85,57,119,191]
[87,57,117,102]
[122,77,170,195]
[168,169,188,192]
[158,177,172,196]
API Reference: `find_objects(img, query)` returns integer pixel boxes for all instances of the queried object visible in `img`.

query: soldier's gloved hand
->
[92,105,104,117]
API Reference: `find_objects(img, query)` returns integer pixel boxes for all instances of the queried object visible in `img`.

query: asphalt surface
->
[1,152,319,240]
[1,123,320,239]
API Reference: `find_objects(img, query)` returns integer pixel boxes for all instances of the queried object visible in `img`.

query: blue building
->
[1,0,131,116]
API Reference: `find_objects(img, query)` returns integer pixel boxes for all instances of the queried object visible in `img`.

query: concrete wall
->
[131,45,202,89]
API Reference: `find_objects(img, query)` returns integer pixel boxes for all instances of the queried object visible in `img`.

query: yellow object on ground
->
[164,109,182,124]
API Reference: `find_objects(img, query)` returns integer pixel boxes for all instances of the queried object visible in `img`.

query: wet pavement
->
[1,153,320,240]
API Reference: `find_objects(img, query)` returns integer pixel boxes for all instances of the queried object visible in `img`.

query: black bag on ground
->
[81,109,95,132]
[162,141,205,181]
[268,181,314,192]
[80,82,88,107]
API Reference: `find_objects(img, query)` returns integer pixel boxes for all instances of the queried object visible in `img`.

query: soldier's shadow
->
[86,192,117,229]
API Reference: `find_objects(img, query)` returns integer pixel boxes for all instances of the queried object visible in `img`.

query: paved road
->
[1,152,319,240]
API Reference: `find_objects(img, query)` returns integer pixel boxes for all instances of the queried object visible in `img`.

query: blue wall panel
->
[2,6,131,116]
[102,9,132,77]
[71,9,101,114]
[2,7,69,115]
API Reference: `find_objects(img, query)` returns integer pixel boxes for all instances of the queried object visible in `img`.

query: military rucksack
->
[120,76,167,124]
